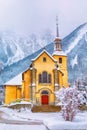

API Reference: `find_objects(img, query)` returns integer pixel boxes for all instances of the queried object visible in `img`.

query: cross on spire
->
[56,16,59,37]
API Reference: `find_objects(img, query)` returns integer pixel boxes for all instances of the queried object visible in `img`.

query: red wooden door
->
[41,95,48,105]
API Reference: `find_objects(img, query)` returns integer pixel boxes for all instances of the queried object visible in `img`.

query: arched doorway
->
[41,91,49,105]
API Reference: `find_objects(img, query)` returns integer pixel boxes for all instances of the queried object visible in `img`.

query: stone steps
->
[31,105,61,112]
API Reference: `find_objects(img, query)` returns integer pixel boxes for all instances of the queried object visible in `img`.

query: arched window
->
[38,72,51,83]
[59,58,62,63]
[42,91,48,94]
[39,74,42,83]
[22,73,24,80]
[48,74,51,83]
[43,57,46,62]
[42,71,47,83]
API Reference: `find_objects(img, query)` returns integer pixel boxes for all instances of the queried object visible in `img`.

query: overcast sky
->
[0,0,87,38]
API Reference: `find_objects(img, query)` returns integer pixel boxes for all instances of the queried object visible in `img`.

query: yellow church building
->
[5,22,68,105]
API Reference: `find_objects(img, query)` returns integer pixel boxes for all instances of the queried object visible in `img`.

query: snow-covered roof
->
[32,49,57,62]
[52,51,67,56]
[5,73,22,86]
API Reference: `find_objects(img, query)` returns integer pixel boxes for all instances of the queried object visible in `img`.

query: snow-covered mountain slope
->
[0,31,54,70]
[0,31,24,67]
[62,23,87,83]
[63,23,87,54]
[0,23,87,85]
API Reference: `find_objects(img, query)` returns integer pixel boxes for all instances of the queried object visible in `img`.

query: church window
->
[48,74,51,83]
[59,58,62,63]
[42,91,48,94]
[39,71,51,83]
[22,73,24,81]
[30,64,32,68]
[57,44,59,48]
[39,74,42,83]
[43,57,46,62]
[43,71,47,83]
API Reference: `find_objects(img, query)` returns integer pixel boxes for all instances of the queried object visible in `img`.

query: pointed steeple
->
[54,16,62,51]
[56,16,59,37]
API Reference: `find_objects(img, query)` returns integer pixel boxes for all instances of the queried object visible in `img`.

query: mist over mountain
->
[0,23,87,85]
[0,29,54,69]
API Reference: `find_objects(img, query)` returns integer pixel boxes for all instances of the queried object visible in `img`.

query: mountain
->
[62,23,87,83]
[0,23,87,85]
[0,30,54,69]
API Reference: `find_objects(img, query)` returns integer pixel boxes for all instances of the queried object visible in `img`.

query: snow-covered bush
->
[55,87,79,121]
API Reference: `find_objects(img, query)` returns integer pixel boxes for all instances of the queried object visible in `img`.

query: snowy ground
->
[0,106,87,130]
[0,124,47,130]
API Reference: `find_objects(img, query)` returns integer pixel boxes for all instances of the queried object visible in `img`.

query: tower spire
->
[56,16,59,37]
[53,16,62,52]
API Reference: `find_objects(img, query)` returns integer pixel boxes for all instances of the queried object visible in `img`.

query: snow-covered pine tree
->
[78,90,87,106]
[75,79,87,105]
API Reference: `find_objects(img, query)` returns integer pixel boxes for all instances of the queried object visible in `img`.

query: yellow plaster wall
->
[23,70,31,100]
[58,72,63,88]
[33,52,55,104]
[50,93,55,103]
[5,86,17,104]
[17,88,21,99]
[53,55,68,87]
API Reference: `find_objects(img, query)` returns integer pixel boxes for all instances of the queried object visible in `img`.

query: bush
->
[55,86,79,121]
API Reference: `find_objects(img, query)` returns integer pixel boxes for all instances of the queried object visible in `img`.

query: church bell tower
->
[53,16,68,87]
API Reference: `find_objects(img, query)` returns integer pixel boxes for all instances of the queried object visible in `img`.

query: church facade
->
[5,23,68,105]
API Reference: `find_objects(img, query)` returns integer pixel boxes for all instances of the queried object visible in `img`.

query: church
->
[5,21,68,105]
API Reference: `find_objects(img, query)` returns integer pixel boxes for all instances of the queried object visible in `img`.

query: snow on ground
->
[44,112,87,130]
[9,101,32,106]
[0,107,59,122]
[0,107,32,121]
[0,107,87,130]
[0,124,47,130]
